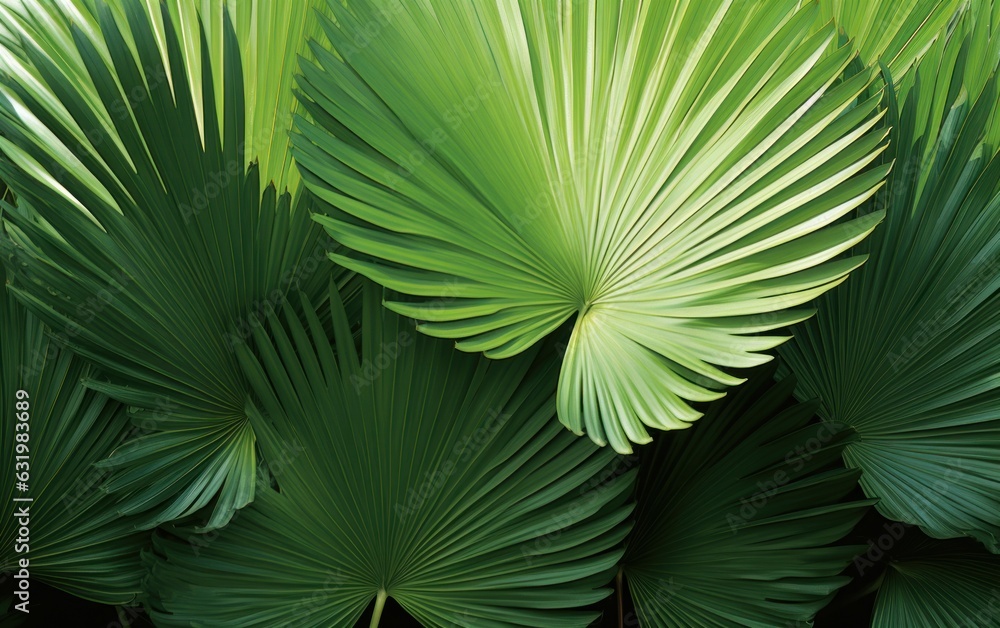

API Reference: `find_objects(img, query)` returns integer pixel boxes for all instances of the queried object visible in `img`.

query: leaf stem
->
[617,567,624,628]
[832,568,888,610]
[116,607,132,628]
[370,589,388,628]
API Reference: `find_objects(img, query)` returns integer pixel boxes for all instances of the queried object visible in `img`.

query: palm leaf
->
[891,0,1000,156]
[872,536,1000,626]
[949,0,1000,149]
[812,0,962,78]
[145,280,634,627]
[157,0,333,194]
[0,0,329,196]
[0,263,147,604]
[0,0,339,529]
[622,363,872,626]
[778,14,1000,551]
[293,0,890,453]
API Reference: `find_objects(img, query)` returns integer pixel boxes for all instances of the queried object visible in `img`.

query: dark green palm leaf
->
[622,364,873,626]
[145,281,634,627]
[872,536,1000,626]
[0,264,147,605]
[292,0,891,454]
[779,10,1000,551]
[0,1,337,529]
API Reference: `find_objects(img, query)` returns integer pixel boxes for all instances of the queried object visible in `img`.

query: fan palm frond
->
[145,281,634,627]
[778,10,1000,551]
[872,536,1000,627]
[622,364,872,626]
[0,0,339,529]
[158,0,333,194]
[293,0,891,454]
[947,0,1000,148]
[0,0,330,196]
[812,0,962,78]
[0,264,146,604]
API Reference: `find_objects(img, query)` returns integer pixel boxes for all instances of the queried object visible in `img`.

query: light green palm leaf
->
[293,0,890,453]
[0,0,329,196]
[811,0,962,78]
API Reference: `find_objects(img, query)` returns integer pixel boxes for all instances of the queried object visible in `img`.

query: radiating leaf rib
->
[778,12,1000,551]
[622,364,873,627]
[145,281,634,627]
[294,0,890,453]
[157,0,332,195]
[0,260,147,605]
[872,536,1000,627]
[0,1,342,529]
[0,0,330,197]
[811,0,963,80]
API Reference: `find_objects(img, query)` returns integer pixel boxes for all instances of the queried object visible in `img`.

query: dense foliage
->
[0,0,997,626]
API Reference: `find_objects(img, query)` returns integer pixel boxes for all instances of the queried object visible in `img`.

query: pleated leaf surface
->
[778,10,1000,552]
[0,1,335,529]
[0,266,147,604]
[145,282,635,627]
[623,365,872,627]
[294,0,891,453]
